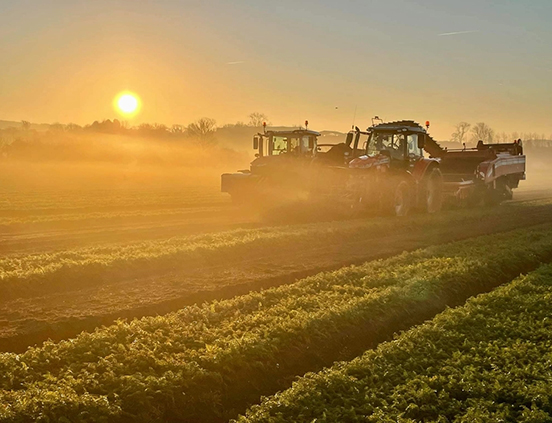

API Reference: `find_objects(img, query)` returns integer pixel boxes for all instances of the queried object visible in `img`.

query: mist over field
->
[0,120,550,193]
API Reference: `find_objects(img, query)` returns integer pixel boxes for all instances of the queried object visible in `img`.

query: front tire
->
[393,180,412,217]
[423,168,444,214]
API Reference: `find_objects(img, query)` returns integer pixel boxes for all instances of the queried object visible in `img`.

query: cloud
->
[226,61,245,65]
[438,30,480,37]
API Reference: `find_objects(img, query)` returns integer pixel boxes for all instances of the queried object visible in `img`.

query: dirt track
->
[1,189,552,353]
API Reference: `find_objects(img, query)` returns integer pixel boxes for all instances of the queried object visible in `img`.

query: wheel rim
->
[426,176,443,214]
[394,183,409,216]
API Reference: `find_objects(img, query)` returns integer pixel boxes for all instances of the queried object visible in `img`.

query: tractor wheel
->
[483,177,509,206]
[393,180,412,217]
[423,168,444,214]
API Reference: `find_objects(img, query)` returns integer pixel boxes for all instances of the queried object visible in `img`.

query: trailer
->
[437,140,525,206]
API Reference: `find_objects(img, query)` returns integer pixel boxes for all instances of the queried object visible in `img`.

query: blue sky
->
[0,0,550,138]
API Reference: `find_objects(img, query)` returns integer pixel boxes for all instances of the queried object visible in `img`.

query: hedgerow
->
[236,263,552,422]
[1,225,552,422]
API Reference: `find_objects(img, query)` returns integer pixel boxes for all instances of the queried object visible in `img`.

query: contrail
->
[226,61,245,65]
[438,30,480,37]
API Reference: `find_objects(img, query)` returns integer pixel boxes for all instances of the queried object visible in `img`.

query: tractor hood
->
[348,154,390,169]
[250,153,311,175]
[251,154,307,167]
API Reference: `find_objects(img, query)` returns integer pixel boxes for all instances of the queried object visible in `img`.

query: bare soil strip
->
[1,200,552,353]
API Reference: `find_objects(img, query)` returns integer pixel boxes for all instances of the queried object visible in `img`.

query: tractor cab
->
[252,129,320,159]
[249,126,321,177]
[350,120,448,171]
[365,121,427,164]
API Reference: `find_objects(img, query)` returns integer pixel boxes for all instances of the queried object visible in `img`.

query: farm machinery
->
[221,119,526,216]
[316,119,526,216]
[221,123,321,205]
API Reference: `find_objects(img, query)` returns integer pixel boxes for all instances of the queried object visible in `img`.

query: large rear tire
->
[484,177,510,206]
[423,168,444,214]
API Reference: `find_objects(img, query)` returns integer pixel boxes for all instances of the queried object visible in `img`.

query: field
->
[1,181,552,422]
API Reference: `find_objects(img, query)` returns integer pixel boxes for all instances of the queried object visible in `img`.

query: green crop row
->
[0,187,224,214]
[0,205,224,229]
[1,200,550,300]
[1,226,552,422]
[236,263,552,422]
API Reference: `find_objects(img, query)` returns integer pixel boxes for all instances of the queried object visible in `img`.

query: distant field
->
[0,186,225,215]
[2,199,552,300]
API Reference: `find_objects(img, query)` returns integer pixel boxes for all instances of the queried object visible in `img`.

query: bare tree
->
[171,124,184,134]
[451,122,471,144]
[65,123,82,131]
[496,132,509,144]
[187,117,217,147]
[21,120,31,131]
[470,122,494,144]
[50,123,65,132]
[248,112,270,127]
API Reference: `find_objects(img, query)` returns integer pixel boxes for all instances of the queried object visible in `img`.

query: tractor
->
[221,122,321,205]
[320,120,444,216]
[322,119,525,217]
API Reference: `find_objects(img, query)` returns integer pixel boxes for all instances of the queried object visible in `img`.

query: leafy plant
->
[1,226,552,422]
[236,263,552,422]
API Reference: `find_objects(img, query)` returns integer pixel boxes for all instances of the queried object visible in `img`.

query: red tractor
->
[315,119,525,217]
[347,120,445,216]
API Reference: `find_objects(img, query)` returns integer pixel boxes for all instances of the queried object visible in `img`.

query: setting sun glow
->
[115,93,140,116]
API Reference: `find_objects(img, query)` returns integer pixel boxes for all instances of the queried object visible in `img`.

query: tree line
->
[450,122,552,147]
[13,112,271,149]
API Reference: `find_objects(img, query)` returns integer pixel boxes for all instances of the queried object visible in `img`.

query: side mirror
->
[309,137,315,149]
[345,132,354,147]
[417,135,425,149]
[253,136,259,150]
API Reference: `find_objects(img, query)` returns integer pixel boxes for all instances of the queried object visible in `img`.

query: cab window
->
[407,134,423,158]
[272,136,287,155]
[371,133,405,160]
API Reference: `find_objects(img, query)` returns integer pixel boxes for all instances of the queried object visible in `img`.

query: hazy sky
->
[1,0,551,139]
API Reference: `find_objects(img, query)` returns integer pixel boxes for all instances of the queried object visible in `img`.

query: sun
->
[114,92,141,116]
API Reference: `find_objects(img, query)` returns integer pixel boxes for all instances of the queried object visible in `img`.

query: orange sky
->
[1,0,551,139]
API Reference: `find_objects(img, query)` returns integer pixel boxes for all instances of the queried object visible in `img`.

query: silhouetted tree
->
[451,122,470,144]
[66,123,82,131]
[187,117,217,147]
[21,121,31,130]
[248,112,270,127]
[471,122,494,144]
[171,124,184,134]
[50,123,65,132]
